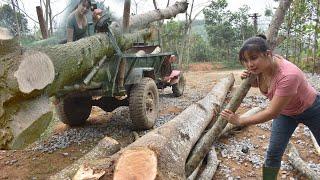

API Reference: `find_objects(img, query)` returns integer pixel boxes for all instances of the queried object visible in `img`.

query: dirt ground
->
[0,63,319,179]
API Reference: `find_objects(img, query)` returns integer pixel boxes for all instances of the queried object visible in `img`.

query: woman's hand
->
[220,109,242,126]
[240,70,250,79]
[93,8,103,18]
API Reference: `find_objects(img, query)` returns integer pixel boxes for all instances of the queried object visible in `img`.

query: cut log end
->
[14,51,55,93]
[0,27,13,40]
[113,147,157,180]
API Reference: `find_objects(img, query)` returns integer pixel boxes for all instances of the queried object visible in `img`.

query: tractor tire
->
[129,77,159,130]
[55,96,92,126]
[172,73,186,97]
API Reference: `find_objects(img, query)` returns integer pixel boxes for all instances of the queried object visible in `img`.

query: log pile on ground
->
[51,74,235,179]
[1,0,317,178]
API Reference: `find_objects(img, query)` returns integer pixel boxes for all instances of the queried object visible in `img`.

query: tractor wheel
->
[172,74,186,97]
[55,96,92,126]
[129,77,159,130]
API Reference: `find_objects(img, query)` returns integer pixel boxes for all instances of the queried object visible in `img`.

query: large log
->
[28,1,188,47]
[185,76,252,176]
[70,75,235,179]
[50,136,121,179]
[191,107,264,179]
[287,143,320,180]
[196,147,219,180]
[127,1,188,31]
[310,131,320,155]
[219,107,263,137]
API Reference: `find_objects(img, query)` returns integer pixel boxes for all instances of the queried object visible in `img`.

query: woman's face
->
[242,50,271,74]
[78,2,89,16]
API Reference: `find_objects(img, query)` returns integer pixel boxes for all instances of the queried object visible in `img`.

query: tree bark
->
[266,0,293,50]
[196,147,219,180]
[36,6,48,39]
[310,131,320,155]
[194,107,263,180]
[187,159,203,180]
[50,136,121,179]
[287,143,320,180]
[127,1,188,31]
[72,74,235,179]
[219,107,263,137]
[185,76,252,176]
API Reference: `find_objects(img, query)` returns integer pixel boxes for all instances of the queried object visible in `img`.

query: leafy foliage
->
[203,0,255,63]
[160,0,256,69]
[0,4,29,35]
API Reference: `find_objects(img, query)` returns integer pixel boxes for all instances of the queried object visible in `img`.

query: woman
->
[67,0,101,42]
[220,35,320,180]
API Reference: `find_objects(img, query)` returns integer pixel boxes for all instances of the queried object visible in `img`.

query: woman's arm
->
[221,94,293,126]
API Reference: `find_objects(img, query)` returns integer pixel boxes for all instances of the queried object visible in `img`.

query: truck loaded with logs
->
[54,14,186,129]
[0,1,189,149]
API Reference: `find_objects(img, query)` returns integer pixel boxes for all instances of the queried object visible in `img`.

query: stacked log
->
[53,74,234,179]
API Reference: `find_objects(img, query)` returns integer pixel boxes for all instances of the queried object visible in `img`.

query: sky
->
[0,0,278,32]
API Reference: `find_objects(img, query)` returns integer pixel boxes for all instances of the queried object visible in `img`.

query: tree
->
[0,4,29,36]
[204,0,255,62]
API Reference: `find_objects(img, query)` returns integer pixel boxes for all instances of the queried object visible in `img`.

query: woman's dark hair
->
[73,0,90,11]
[238,34,270,63]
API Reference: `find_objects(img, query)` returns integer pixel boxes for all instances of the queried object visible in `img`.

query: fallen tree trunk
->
[219,107,263,137]
[28,1,188,47]
[287,143,320,180]
[127,1,188,31]
[50,136,121,179]
[193,107,263,180]
[196,147,219,180]
[187,159,203,180]
[185,76,252,176]
[310,131,320,155]
[69,74,235,179]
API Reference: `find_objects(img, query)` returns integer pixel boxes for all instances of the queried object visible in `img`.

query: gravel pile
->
[216,137,264,168]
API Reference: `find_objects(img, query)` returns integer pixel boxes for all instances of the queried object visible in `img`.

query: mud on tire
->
[172,73,186,97]
[129,77,159,130]
[55,96,92,126]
